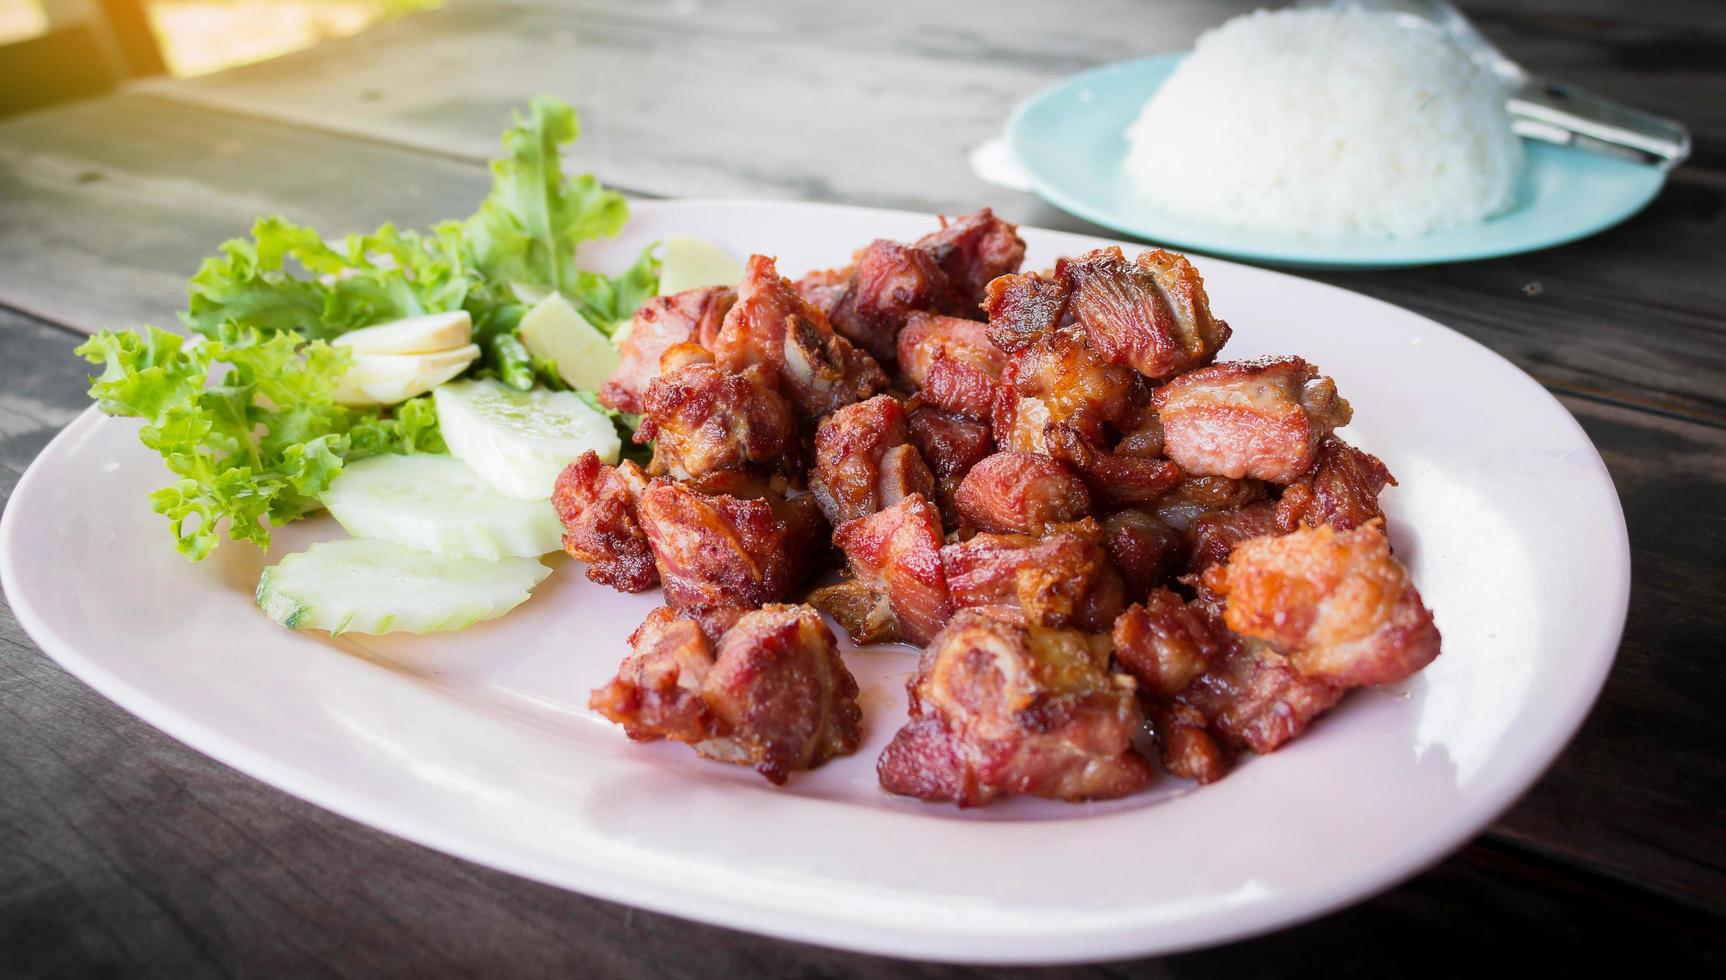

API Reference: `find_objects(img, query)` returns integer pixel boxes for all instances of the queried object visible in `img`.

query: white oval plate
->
[0,200,1627,964]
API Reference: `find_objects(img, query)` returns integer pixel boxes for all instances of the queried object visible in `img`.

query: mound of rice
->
[1123,8,1523,239]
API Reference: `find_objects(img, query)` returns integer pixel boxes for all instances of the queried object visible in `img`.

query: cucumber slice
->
[320,453,563,560]
[658,235,744,295]
[518,292,621,393]
[334,311,472,355]
[257,538,551,635]
[433,379,621,499]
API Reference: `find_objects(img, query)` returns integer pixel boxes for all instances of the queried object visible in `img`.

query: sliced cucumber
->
[658,235,743,295]
[334,311,472,355]
[320,453,563,560]
[433,379,621,499]
[257,538,551,635]
[517,292,621,393]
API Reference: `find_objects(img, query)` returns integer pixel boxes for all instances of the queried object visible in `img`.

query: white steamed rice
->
[1123,8,1523,239]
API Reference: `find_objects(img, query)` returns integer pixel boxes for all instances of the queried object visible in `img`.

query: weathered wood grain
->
[30,0,1724,420]
[0,94,490,334]
[1494,394,1726,909]
[1,94,1722,425]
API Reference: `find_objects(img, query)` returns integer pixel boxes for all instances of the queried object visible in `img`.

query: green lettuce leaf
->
[570,241,662,332]
[77,324,443,560]
[183,218,472,341]
[464,97,627,301]
[82,95,656,562]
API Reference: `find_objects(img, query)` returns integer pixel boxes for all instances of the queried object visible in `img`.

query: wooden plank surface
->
[2,0,1724,969]
[53,0,1726,421]
[0,94,490,334]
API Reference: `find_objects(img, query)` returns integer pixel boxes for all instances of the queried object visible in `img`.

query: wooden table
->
[2,1,1721,973]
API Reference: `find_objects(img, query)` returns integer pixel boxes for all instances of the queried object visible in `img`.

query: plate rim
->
[1004,52,1668,269]
[0,197,1631,963]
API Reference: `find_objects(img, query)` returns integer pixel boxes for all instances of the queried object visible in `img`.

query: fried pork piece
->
[600,286,736,414]
[1153,629,1344,780]
[941,519,1124,631]
[982,271,1070,355]
[589,605,717,743]
[590,604,863,784]
[552,451,658,592]
[897,312,1008,420]
[1114,402,1165,458]
[1144,700,1232,785]
[1175,630,1345,761]
[636,355,798,481]
[1274,438,1396,533]
[922,357,1001,423]
[906,405,994,527]
[912,207,1027,312]
[1045,421,1183,506]
[877,609,1152,806]
[812,494,954,646]
[898,313,1008,386]
[827,240,953,362]
[954,451,1092,535]
[1103,510,1183,601]
[1186,500,1280,574]
[1111,591,1343,783]
[1152,473,1268,533]
[1008,325,1138,432]
[1113,589,1218,699]
[710,255,888,416]
[808,394,938,528]
[793,265,852,316]
[1204,520,1441,688]
[636,478,828,609]
[1112,594,1229,787]
[990,388,1054,455]
[1153,356,1353,483]
[699,604,865,783]
[1062,247,1232,380]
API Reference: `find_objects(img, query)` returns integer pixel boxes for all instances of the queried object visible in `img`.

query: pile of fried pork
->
[554,209,1441,806]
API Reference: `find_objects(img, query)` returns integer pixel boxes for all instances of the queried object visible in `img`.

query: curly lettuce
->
[77,325,443,560]
[184,219,473,342]
[77,94,650,560]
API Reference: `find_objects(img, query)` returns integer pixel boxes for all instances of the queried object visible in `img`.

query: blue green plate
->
[1005,54,1667,268]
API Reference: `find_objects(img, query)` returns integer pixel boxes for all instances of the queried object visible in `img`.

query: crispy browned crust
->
[913,208,1027,313]
[953,451,1092,535]
[638,361,798,481]
[1153,356,1352,483]
[982,271,1070,355]
[711,254,889,417]
[1274,437,1396,533]
[826,494,954,646]
[877,609,1151,806]
[636,478,828,610]
[590,604,862,784]
[828,240,954,363]
[552,452,659,592]
[1062,246,1231,380]
[808,394,938,529]
[1205,520,1441,688]
[941,519,1123,632]
[601,286,736,414]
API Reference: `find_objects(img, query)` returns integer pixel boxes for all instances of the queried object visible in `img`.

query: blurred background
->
[0,0,434,113]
